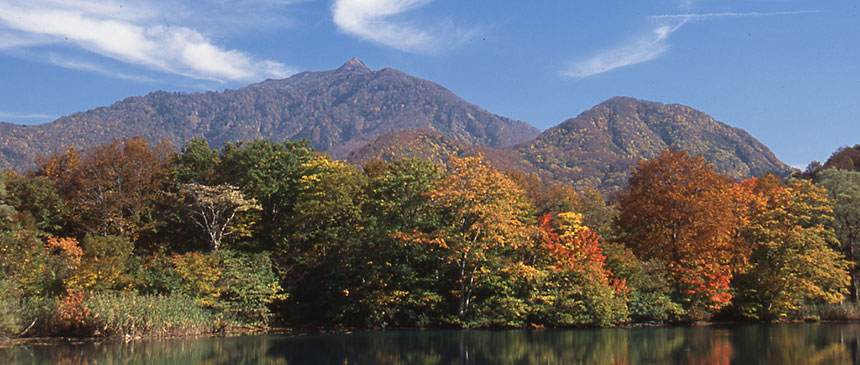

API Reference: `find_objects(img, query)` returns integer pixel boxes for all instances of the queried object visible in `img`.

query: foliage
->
[0,175,15,226]
[4,176,66,233]
[0,134,854,335]
[35,137,173,239]
[217,139,316,251]
[180,183,260,251]
[815,168,860,299]
[616,149,749,318]
[66,235,135,291]
[139,250,282,327]
[171,252,222,307]
[732,176,851,320]
[529,214,628,326]
[174,137,219,184]
[397,155,532,322]
[215,250,283,327]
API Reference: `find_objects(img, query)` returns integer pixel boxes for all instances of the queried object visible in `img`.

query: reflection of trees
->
[732,324,851,364]
[2,324,859,364]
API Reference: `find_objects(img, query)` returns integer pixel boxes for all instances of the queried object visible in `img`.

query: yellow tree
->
[733,176,851,320]
[616,149,749,317]
[400,155,531,320]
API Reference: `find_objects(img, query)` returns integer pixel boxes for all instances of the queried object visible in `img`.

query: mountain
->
[0,58,539,171]
[345,129,539,174]
[349,97,794,193]
[514,97,794,192]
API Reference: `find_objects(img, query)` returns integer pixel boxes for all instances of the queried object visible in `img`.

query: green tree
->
[816,168,860,300]
[350,158,444,327]
[0,175,15,226]
[174,137,219,184]
[5,176,66,233]
[216,139,315,251]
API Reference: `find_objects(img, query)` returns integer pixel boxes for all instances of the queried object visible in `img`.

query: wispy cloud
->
[331,0,476,54]
[562,10,815,79]
[0,0,295,82]
[649,10,818,22]
[47,54,156,82]
[0,112,57,121]
[562,22,684,79]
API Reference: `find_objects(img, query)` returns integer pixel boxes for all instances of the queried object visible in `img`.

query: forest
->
[1,137,859,338]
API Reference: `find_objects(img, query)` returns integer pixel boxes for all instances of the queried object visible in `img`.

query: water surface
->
[2,323,860,364]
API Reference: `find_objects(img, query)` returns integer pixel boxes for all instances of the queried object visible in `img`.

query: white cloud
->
[0,0,295,82]
[332,0,475,54]
[649,10,817,22]
[563,10,815,79]
[46,54,155,82]
[562,21,685,79]
[0,112,57,121]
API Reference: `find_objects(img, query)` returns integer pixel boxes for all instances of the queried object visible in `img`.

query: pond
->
[2,323,859,364]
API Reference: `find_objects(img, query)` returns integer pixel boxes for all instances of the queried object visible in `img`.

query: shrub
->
[819,302,860,321]
[215,250,283,328]
[82,291,215,337]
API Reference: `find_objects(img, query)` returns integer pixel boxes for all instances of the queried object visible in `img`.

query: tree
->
[180,183,260,251]
[398,155,531,321]
[0,175,14,226]
[816,168,860,300]
[531,214,628,326]
[616,149,748,318]
[65,235,134,291]
[216,139,316,250]
[174,137,219,184]
[4,176,66,233]
[37,137,173,238]
[733,176,851,320]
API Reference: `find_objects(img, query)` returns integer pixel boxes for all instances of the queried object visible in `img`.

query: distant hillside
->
[515,97,795,192]
[0,58,539,171]
[346,129,538,174]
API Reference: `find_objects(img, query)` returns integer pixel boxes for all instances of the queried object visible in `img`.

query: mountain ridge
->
[347,96,793,192]
[0,59,539,171]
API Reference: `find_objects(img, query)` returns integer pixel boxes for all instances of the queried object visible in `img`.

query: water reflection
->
[2,323,859,364]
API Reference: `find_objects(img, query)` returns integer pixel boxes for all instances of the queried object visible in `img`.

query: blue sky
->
[0,0,857,168]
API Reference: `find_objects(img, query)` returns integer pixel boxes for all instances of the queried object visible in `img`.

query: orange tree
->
[616,149,749,319]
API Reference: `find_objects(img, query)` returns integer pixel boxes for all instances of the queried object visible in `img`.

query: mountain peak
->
[336,57,371,74]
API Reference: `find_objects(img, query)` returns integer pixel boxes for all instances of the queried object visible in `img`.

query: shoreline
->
[4,319,855,349]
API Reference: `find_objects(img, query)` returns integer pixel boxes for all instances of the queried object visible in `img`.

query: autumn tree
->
[732,176,851,320]
[399,155,531,321]
[180,183,260,251]
[531,214,628,326]
[66,235,134,291]
[616,149,749,318]
[816,168,860,300]
[37,137,173,238]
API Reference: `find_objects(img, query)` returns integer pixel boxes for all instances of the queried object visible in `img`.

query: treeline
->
[0,137,858,338]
